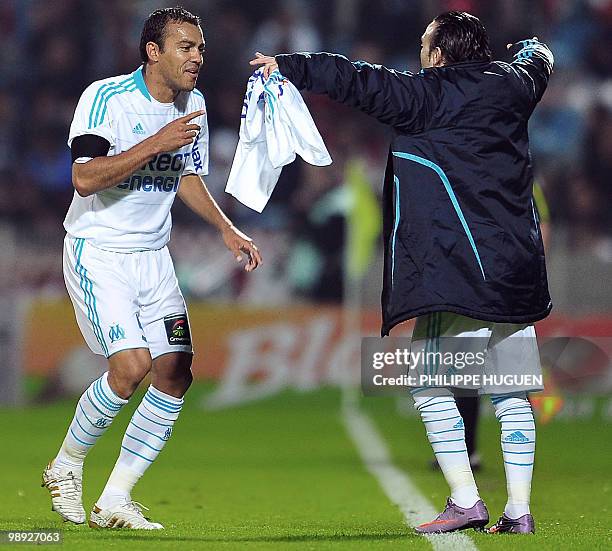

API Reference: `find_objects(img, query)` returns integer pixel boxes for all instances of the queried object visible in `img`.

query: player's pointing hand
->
[221,225,263,272]
[149,109,206,155]
[249,52,278,79]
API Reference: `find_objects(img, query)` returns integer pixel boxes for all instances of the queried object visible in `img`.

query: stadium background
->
[0,0,610,549]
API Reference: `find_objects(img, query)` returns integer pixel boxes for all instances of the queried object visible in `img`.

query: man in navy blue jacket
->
[252,11,553,535]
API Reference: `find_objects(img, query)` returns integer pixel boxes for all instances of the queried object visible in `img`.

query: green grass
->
[1,385,611,550]
[364,396,612,550]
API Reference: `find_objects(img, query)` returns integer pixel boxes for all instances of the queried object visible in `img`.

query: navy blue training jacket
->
[276,39,554,336]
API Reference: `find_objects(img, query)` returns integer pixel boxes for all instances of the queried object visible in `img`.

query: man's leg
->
[43,349,150,523]
[55,348,152,469]
[485,322,540,534]
[415,393,480,508]
[488,392,536,533]
[411,312,488,534]
[413,391,489,534]
[90,245,194,528]
[95,352,192,511]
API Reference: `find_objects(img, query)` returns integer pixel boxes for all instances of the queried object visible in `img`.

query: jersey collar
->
[133,66,152,101]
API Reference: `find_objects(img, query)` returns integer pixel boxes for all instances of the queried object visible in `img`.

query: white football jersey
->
[64,66,209,252]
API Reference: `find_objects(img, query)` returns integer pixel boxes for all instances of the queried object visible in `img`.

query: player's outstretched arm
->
[178,174,262,272]
[72,110,205,197]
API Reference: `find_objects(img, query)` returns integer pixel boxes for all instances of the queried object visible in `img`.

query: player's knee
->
[151,353,193,396]
[170,359,193,390]
[108,351,152,399]
[165,359,193,386]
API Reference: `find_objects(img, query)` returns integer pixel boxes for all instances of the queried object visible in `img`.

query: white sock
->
[97,385,183,508]
[415,395,480,508]
[492,393,535,519]
[54,372,127,474]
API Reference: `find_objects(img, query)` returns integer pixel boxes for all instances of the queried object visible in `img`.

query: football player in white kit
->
[41,7,262,530]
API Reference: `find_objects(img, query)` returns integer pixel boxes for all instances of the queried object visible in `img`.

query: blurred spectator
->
[248,2,322,56]
[25,125,73,193]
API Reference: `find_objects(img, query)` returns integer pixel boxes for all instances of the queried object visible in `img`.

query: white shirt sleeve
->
[67,81,116,148]
[182,94,209,177]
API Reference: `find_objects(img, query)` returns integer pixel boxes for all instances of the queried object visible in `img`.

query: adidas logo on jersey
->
[132,122,145,134]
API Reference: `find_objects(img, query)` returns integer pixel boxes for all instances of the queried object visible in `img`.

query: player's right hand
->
[149,110,205,154]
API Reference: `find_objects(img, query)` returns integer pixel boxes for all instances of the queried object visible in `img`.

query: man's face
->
[420,21,442,69]
[155,22,205,91]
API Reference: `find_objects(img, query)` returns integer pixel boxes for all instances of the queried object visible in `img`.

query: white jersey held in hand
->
[225,69,332,212]
[64,66,209,252]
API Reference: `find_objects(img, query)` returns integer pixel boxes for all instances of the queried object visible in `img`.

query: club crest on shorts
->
[164,314,191,346]
[108,324,126,343]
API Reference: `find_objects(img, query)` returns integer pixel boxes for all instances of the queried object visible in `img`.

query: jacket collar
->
[422,59,491,72]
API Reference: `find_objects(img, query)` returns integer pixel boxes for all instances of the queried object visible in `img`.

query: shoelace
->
[436,498,455,520]
[123,501,149,515]
[120,501,157,526]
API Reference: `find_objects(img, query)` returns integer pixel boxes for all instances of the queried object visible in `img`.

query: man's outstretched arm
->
[250,52,434,132]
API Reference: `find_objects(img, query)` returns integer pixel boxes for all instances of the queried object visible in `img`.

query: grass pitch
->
[1,384,610,550]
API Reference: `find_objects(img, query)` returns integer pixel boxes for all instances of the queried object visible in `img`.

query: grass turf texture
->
[0,384,610,550]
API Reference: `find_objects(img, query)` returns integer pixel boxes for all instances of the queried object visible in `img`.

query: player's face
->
[420,21,441,69]
[158,22,205,91]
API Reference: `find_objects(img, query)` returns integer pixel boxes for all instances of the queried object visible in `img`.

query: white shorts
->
[410,311,543,395]
[63,235,193,359]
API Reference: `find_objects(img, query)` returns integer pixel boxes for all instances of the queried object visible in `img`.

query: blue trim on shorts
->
[74,238,109,356]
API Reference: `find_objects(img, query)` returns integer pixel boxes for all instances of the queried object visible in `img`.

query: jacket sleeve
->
[276,52,433,132]
[509,39,554,105]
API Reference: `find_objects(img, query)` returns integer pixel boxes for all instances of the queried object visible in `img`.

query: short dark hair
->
[140,6,201,64]
[431,11,491,64]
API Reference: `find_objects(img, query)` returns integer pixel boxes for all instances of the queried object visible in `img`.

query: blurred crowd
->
[0,0,610,301]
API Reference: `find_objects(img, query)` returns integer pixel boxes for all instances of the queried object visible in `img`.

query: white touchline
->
[341,395,479,551]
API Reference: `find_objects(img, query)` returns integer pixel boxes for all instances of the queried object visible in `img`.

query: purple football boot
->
[415,498,489,534]
[488,513,535,534]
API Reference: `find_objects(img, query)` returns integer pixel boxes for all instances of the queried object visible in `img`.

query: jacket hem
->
[381,302,553,337]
